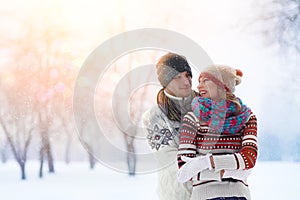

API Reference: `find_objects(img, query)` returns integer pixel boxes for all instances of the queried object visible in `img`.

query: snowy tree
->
[107,51,159,175]
[35,65,77,177]
[0,68,38,180]
[257,0,300,51]
[74,90,98,169]
[247,0,300,161]
[0,3,79,178]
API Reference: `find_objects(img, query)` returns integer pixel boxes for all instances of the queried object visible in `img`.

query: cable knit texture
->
[143,106,192,200]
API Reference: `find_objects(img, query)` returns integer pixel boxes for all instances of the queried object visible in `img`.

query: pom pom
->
[236,69,243,77]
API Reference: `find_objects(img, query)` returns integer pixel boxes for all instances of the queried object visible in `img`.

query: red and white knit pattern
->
[177,112,258,199]
[178,112,257,170]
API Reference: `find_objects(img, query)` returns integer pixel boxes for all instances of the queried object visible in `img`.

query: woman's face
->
[197,76,220,99]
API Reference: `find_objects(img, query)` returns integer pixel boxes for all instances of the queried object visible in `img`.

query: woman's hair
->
[226,92,241,114]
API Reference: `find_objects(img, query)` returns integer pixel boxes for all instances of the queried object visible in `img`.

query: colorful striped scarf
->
[191,97,252,134]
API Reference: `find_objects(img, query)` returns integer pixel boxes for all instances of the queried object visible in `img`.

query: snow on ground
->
[248,162,300,200]
[0,161,299,200]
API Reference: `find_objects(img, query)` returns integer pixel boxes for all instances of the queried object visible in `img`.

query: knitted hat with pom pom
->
[199,65,243,93]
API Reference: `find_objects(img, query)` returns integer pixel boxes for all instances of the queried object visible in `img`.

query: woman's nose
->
[197,82,203,90]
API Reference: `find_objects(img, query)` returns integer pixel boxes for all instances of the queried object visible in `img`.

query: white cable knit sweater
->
[143,92,193,200]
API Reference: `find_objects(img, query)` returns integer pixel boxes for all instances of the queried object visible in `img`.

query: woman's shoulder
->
[183,111,199,123]
[247,112,257,122]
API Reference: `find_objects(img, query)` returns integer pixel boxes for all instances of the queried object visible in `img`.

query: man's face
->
[165,71,192,97]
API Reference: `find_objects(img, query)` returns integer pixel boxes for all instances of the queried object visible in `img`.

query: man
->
[143,52,195,200]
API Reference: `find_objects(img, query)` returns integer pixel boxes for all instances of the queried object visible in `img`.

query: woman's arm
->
[212,114,258,171]
[177,112,198,168]
[177,113,222,182]
[177,113,257,183]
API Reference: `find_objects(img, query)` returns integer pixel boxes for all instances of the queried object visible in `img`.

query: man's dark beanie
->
[156,53,192,87]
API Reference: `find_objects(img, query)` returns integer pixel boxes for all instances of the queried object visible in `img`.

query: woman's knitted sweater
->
[177,111,258,200]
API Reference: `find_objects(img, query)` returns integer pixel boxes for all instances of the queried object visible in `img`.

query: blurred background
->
[0,0,299,199]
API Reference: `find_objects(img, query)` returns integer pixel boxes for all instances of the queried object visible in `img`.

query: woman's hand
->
[177,154,212,183]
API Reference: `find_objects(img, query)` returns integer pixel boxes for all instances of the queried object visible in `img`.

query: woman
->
[177,65,258,200]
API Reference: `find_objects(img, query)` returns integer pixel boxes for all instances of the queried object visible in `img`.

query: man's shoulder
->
[143,106,180,151]
[143,106,165,125]
[144,106,162,117]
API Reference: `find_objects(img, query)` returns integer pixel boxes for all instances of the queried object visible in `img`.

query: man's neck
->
[164,90,192,102]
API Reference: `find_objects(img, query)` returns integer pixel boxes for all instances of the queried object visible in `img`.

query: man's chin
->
[182,91,192,98]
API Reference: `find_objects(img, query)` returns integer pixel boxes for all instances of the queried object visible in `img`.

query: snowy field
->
[0,161,299,200]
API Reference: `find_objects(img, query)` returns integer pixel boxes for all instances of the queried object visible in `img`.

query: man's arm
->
[143,108,178,151]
